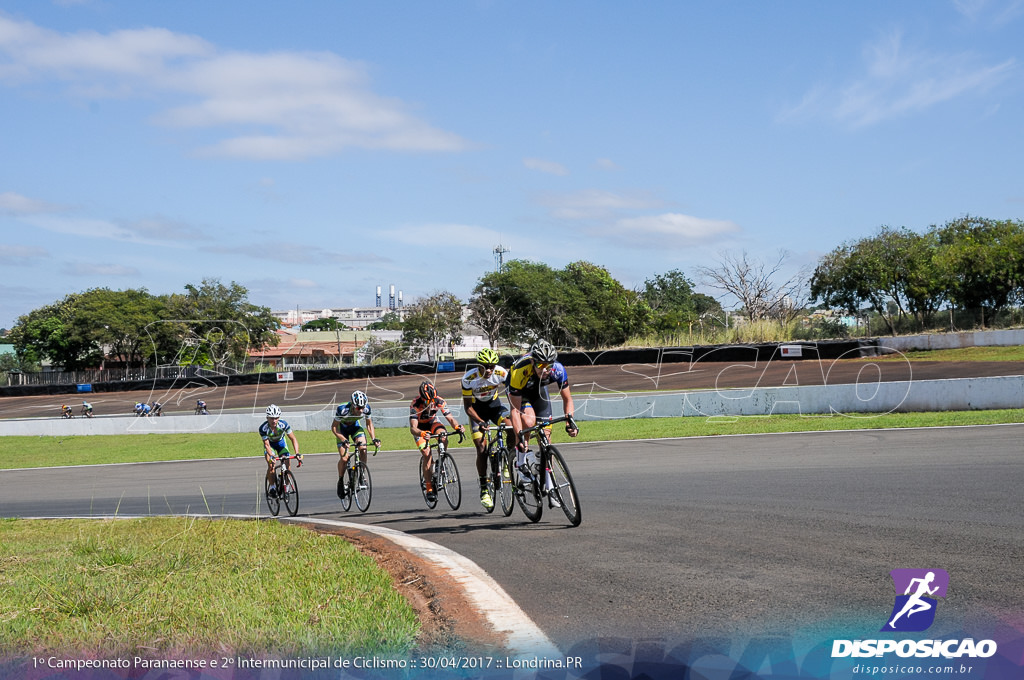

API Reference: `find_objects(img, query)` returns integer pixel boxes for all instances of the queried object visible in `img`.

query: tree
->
[698,250,810,325]
[302,317,343,331]
[8,294,103,370]
[931,216,1024,327]
[75,288,169,368]
[642,269,721,335]
[401,291,464,361]
[366,311,404,330]
[166,278,280,369]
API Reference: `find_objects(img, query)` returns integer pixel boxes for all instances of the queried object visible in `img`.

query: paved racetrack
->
[4,424,1022,653]
[2,358,1023,419]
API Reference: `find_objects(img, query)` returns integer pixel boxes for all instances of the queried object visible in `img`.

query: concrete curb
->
[283,517,560,658]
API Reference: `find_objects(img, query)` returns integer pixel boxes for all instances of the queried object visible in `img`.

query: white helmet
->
[351,390,368,408]
[265,404,282,418]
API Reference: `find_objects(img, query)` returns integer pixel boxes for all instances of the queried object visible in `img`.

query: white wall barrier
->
[4,375,1020,437]
[879,329,1024,352]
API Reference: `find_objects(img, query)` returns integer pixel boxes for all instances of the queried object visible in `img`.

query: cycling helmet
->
[419,380,437,402]
[530,338,558,363]
[265,404,282,418]
[351,390,368,408]
[476,347,499,366]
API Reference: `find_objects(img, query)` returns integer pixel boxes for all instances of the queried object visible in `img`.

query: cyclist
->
[461,347,510,510]
[195,399,208,415]
[409,380,464,503]
[505,338,578,489]
[61,404,74,419]
[332,390,381,500]
[260,404,301,497]
[81,401,93,417]
[150,401,163,416]
[134,402,151,417]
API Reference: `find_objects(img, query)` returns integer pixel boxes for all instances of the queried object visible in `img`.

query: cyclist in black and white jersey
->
[461,347,510,510]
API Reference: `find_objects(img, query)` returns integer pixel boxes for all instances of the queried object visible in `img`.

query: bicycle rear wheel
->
[514,458,542,523]
[497,447,515,517]
[545,446,581,526]
[419,459,438,509]
[438,453,462,510]
[264,477,281,516]
[282,470,299,517]
[354,462,372,512]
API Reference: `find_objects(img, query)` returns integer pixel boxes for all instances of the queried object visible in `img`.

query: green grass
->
[5,409,1024,470]
[0,516,419,657]
[867,345,1024,361]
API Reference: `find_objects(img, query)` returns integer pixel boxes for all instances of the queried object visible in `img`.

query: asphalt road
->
[4,424,1022,653]
[3,358,1024,419]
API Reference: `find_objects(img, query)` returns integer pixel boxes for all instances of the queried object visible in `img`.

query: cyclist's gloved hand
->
[372,438,381,452]
[297,456,303,467]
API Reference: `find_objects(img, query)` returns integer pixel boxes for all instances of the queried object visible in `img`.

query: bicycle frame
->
[513,414,582,526]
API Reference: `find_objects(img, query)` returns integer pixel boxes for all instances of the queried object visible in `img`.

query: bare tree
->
[467,296,508,349]
[697,250,811,324]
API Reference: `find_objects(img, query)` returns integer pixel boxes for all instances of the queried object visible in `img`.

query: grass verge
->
[3,409,1024,470]
[0,516,418,657]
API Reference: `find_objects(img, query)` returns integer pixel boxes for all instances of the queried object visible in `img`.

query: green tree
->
[931,216,1024,326]
[166,278,280,369]
[8,294,102,370]
[302,317,343,331]
[366,311,404,330]
[642,269,722,335]
[401,291,464,361]
[74,288,169,368]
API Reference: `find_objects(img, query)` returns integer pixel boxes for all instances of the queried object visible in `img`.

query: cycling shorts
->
[518,386,555,421]
[470,399,509,427]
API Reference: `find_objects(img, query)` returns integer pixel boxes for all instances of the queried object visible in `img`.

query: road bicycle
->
[80,405,93,418]
[150,402,163,417]
[61,407,74,419]
[195,403,209,415]
[418,430,464,510]
[512,415,581,526]
[265,453,301,517]
[339,441,378,513]
[481,422,515,516]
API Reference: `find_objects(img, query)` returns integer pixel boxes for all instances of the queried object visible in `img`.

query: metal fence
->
[7,365,232,386]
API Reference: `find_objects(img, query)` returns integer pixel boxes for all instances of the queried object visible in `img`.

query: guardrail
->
[3,375,1020,437]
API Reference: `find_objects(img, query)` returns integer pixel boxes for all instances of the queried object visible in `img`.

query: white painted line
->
[283,517,561,659]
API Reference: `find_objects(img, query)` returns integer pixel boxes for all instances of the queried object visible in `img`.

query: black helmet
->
[419,380,437,401]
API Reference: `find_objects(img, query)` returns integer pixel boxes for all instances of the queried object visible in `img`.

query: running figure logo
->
[881,568,949,632]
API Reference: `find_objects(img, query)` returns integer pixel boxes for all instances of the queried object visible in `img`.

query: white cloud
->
[0,15,469,159]
[523,157,569,176]
[608,213,740,247]
[594,158,620,171]
[0,244,48,263]
[539,189,663,220]
[782,30,1015,127]
[62,262,139,276]
[377,222,514,249]
[0,191,63,215]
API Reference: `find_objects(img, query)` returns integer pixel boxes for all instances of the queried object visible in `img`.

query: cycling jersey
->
[259,419,293,452]
[461,365,509,403]
[505,357,569,396]
[409,396,452,428]
[333,401,372,436]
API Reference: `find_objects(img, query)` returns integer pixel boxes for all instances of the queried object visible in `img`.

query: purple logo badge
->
[881,568,949,632]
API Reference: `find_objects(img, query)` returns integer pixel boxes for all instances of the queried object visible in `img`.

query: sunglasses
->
[534,362,551,371]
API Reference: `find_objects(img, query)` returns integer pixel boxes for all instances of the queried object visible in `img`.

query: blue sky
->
[2,1,1022,330]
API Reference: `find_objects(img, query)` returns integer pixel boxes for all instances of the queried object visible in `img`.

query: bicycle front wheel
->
[497,447,515,517]
[340,467,354,512]
[438,453,462,510]
[264,477,281,517]
[354,462,372,512]
[282,470,299,517]
[546,446,581,526]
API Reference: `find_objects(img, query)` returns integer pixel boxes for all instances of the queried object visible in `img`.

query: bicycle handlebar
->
[518,414,578,437]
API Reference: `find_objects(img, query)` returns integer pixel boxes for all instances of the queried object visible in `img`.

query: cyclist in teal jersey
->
[260,404,301,496]
[332,390,380,499]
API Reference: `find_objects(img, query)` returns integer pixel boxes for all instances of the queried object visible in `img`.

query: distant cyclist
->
[260,404,301,497]
[195,399,208,415]
[461,347,510,510]
[61,404,74,419]
[134,402,151,417]
[150,401,163,417]
[332,390,381,500]
[409,380,464,502]
[505,338,577,478]
[81,401,93,418]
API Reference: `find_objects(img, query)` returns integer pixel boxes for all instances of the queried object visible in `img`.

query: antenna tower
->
[493,244,510,273]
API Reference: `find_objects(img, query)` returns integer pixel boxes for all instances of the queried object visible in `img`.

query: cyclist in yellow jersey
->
[505,338,577,479]
[461,347,510,510]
